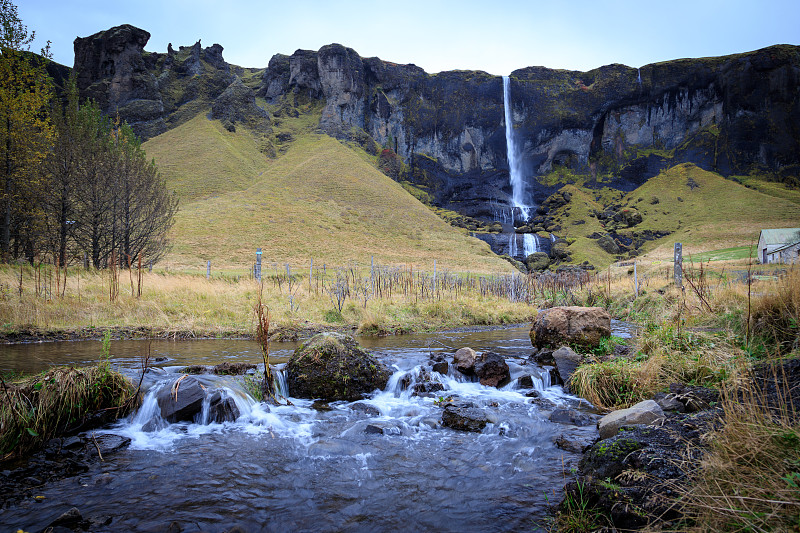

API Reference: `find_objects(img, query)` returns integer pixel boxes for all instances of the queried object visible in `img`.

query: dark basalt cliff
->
[71,25,800,258]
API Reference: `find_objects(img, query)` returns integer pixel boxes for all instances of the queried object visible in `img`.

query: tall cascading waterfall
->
[503,76,538,258]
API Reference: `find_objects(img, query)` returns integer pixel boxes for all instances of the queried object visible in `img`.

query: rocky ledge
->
[561,359,800,530]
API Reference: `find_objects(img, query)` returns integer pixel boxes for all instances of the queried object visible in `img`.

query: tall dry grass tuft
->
[0,366,136,458]
[679,365,800,531]
[750,268,800,355]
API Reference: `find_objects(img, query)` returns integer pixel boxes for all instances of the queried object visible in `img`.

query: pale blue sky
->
[18,0,800,75]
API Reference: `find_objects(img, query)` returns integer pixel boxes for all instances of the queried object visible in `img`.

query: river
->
[0,323,633,532]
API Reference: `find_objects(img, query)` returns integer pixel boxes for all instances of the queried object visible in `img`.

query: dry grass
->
[750,268,800,355]
[679,370,800,532]
[0,265,537,337]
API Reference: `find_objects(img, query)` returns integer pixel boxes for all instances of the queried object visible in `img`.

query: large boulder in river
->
[474,352,510,387]
[530,306,611,348]
[156,376,205,422]
[285,332,391,401]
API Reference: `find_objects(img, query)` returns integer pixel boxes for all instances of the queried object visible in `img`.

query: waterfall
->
[637,68,642,88]
[508,233,518,258]
[503,76,529,222]
[522,234,538,257]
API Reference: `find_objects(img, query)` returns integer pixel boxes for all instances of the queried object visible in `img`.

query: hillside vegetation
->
[543,163,800,266]
[143,109,511,274]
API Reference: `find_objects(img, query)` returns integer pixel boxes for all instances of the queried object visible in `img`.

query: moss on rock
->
[285,332,391,401]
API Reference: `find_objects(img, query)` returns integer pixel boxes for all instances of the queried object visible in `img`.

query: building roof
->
[770,240,800,254]
[760,228,800,246]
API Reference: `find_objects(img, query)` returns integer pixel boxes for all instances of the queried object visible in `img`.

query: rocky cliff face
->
[73,25,238,139]
[251,43,800,218]
[71,25,800,260]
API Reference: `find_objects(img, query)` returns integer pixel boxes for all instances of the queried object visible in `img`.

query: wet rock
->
[91,434,131,455]
[212,362,256,375]
[598,400,665,440]
[555,434,596,453]
[530,306,611,348]
[474,351,510,387]
[46,507,85,530]
[156,376,206,422]
[142,418,167,432]
[311,400,333,411]
[549,408,595,427]
[365,424,385,435]
[441,401,488,432]
[350,402,380,417]
[208,391,240,423]
[413,381,445,395]
[285,332,391,402]
[181,365,207,375]
[551,346,582,391]
[518,375,534,388]
[530,347,554,365]
[453,347,478,374]
[432,361,449,375]
[62,436,83,450]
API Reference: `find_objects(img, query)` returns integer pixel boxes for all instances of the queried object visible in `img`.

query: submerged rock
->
[212,362,257,375]
[285,332,391,401]
[549,408,595,427]
[530,306,611,348]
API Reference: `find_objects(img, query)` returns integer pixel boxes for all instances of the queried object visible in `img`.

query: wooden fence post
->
[674,243,683,288]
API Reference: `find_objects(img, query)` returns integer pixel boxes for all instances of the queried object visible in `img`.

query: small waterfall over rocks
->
[0,330,611,532]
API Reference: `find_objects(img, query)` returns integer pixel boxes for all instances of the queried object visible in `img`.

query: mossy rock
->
[525,252,551,271]
[597,234,621,254]
[285,332,391,401]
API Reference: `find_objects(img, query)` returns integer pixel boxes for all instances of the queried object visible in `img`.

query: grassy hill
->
[547,163,800,266]
[143,110,512,274]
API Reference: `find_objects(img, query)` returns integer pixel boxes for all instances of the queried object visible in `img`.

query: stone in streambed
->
[441,401,488,432]
[207,391,240,423]
[551,346,582,391]
[156,376,205,422]
[474,351,510,387]
[453,347,477,375]
[285,332,391,402]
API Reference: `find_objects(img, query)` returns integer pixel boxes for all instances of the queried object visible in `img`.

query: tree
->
[0,0,53,262]
[109,122,177,267]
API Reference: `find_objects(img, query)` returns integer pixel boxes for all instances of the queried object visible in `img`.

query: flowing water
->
[0,324,633,532]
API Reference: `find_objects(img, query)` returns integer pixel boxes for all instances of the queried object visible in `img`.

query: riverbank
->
[0,266,546,342]
[552,266,800,531]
